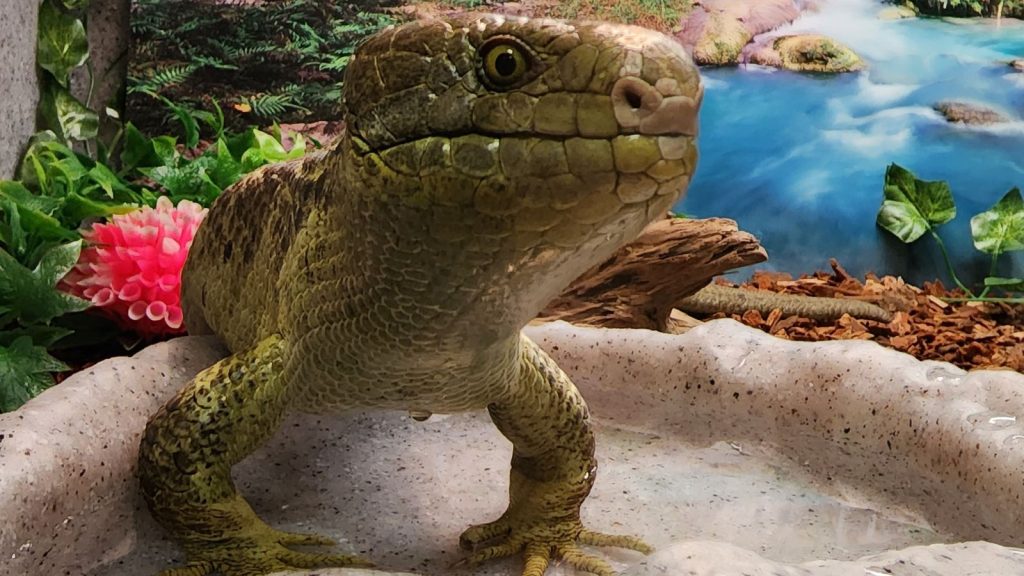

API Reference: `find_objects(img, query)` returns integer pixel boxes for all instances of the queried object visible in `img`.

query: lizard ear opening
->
[477,36,537,90]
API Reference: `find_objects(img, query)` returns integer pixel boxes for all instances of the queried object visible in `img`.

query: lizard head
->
[340,13,701,324]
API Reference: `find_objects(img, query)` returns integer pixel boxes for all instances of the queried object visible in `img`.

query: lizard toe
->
[578,529,654,554]
[557,544,615,576]
[459,518,512,550]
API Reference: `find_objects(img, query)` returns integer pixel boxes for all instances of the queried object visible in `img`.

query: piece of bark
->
[538,217,767,330]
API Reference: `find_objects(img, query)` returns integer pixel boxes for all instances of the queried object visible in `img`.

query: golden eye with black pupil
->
[478,37,532,89]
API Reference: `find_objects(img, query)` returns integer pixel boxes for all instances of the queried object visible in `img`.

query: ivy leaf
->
[876,163,956,243]
[81,163,139,204]
[0,336,67,413]
[971,188,1024,255]
[0,181,74,246]
[62,192,136,224]
[55,0,90,10]
[36,1,89,87]
[0,242,90,325]
[984,276,1024,292]
[54,86,99,142]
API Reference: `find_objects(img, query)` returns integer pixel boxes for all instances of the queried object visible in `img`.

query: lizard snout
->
[611,76,702,137]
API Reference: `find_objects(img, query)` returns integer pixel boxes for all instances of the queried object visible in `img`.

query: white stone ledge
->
[1,321,1022,576]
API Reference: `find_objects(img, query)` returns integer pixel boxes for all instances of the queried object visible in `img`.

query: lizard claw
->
[456,519,651,576]
[160,525,372,576]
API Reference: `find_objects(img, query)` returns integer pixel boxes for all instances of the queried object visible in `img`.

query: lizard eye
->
[479,37,533,89]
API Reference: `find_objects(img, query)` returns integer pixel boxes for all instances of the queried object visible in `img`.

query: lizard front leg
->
[138,335,370,576]
[459,335,652,576]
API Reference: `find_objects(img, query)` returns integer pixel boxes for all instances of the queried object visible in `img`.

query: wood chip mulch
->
[706,259,1024,372]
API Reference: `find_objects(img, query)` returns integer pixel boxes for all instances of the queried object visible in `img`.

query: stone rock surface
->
[0,0,42,178]
[763,34,864,72]
[5,322,1024,576]
[71,0,131,142]
[270,542,1024,576]
[934,100,1012,124]
[676,0,804,65]
[0,0,131,178]
[0,337,227,576]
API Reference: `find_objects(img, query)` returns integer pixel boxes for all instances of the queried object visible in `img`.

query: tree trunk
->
[539,217,767,330]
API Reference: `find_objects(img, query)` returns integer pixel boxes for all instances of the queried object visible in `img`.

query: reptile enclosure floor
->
[93,411,937,575]
[6,322,1024,576]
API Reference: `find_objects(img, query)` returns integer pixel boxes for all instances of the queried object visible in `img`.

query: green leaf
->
[151,136,180,166]
[876,163,956,243]
[225,129,257,161]
[47,310,120,350]
[36,1,89,87]
[158,95,200,149]
[36,239,84,287]
[0,336,68,412]
[0,197,26,255]
[0,242,90,325]
[202,139,242,190]
[0,181,73,245]
[40,82,99,143]
[120,123,162,172]
[62,192,136,224]
[56,0,90,10]
[0,325,74,348]
[971,188,1024,255]
[984,276,1024,291]
[81,163,140,204]
[253,129,306,163]
[141,162,220,203]
[19,132,70,190]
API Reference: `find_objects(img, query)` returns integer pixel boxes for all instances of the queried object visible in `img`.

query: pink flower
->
[62,196,208,338]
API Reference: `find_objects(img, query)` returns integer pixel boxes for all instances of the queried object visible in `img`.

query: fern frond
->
[128,64,197,95]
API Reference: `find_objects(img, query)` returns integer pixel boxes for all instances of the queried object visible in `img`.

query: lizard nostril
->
[623,88,643,110]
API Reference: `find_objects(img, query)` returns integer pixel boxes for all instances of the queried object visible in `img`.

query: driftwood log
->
[539,217,766,330]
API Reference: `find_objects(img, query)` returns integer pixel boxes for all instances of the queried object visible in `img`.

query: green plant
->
[127,1,400,133]
[911,0,1024,18]
[876,163,1024,302]
[0,94,309,412]
[557,0,684,29]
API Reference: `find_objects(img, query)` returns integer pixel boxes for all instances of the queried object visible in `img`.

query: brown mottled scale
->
[142,13,701,576]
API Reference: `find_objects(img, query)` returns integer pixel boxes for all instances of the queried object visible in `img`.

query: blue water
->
[679,1,1024,286]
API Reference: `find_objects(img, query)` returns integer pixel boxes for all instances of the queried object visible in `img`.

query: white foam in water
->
[772,0,911,61]
[849,74,918,108]
[950,120,1024,137]
[701,76,729,90]
[821,126,912,157]
[792,169,833,202]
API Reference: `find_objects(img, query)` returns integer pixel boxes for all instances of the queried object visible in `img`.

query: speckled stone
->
[70,0,130,141]
[4,321,1024,576]
[0,0,42,178]
[0,336,226,576]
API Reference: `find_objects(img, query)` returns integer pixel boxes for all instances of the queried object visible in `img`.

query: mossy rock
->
[774,35,864,73]
[934,101,1010,125]
[691,12,752,66]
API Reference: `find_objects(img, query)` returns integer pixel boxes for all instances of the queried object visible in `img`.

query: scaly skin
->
[139,13,701,576]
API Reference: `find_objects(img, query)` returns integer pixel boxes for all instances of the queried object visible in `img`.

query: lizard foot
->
[159,526,372,576]
[457,518,652,576]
